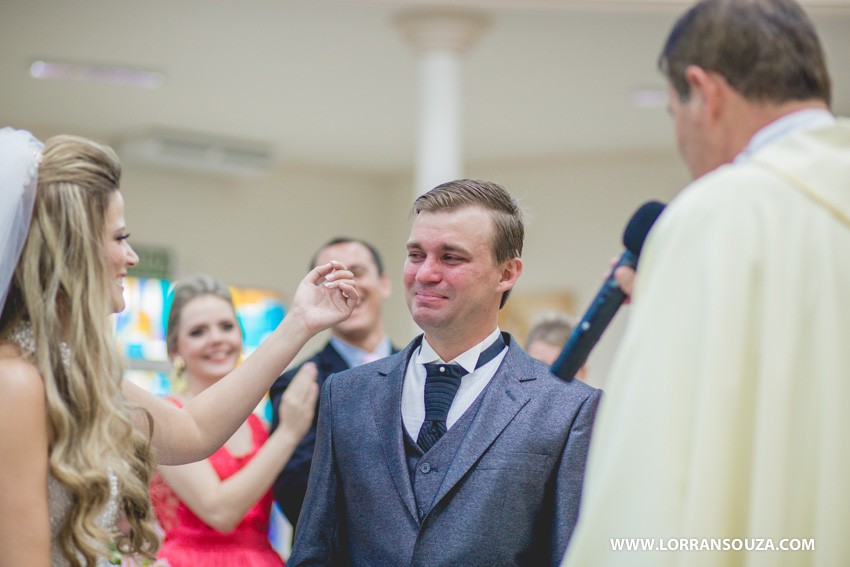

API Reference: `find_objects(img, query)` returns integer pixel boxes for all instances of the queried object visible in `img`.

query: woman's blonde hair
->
[0,135,158,564]
[165,274,236,357]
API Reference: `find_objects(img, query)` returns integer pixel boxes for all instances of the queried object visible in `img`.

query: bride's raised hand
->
[287,261,358,336]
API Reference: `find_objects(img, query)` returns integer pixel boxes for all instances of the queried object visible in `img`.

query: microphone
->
[551,201,666,381]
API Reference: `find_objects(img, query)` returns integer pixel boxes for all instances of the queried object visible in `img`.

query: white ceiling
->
[2,0,848,177]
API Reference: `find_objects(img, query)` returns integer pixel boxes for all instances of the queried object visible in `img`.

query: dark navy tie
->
[416,336,506,452]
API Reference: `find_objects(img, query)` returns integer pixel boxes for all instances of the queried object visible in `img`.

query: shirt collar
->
[330,335,392,368]
[416,327,502,374]
[736,108,835,162]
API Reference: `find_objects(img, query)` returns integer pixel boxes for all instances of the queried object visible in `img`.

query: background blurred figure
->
[564,1,849,565]
[151,275,318,566]
[268,237,395,533]
[524,311,588,382]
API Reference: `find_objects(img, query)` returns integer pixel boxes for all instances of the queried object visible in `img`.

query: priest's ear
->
[683,65,731,125]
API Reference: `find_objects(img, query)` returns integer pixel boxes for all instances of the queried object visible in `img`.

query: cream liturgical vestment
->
[563,119,850,567]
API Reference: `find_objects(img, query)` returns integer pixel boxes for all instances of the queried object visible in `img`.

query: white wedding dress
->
[48,472,119,566]
[8,323,119,566]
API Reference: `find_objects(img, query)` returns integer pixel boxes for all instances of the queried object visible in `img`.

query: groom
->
[289,179,601,565]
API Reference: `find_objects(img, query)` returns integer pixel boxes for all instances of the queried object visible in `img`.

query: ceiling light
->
[30,60,164,89]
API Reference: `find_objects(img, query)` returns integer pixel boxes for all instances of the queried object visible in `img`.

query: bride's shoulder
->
[0,343,44,399]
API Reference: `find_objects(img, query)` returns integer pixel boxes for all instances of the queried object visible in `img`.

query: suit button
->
[420,462,431,474]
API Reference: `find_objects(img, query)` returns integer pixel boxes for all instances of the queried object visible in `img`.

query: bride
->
[0,128,357,566]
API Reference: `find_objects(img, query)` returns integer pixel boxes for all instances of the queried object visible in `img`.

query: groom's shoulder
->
[328,347,409,387]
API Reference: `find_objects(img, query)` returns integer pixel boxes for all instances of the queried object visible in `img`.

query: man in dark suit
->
[268,237,394,530]
[290,179,601,566]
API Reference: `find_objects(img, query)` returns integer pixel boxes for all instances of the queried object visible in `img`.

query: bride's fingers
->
[309,261,352,285]
[332,282,358,304]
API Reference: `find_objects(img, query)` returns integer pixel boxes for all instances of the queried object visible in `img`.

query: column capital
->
[394,9,490,53]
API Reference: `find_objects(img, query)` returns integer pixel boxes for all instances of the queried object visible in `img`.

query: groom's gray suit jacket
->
[289,333,601,566]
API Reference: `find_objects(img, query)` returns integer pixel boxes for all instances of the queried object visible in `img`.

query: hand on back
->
[278,362,319,439]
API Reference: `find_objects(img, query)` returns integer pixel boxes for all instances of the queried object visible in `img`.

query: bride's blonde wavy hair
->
[0,135,158,565]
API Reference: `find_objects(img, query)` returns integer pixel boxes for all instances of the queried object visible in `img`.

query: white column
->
[395,10,489,197]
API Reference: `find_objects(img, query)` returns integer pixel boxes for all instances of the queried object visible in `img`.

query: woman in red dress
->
[151,275,317,566]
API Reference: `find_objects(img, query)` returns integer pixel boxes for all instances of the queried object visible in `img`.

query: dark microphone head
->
[622,201,666,258]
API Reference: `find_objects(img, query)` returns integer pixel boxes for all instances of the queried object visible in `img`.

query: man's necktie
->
[416,336,506,452]
[417,363,467,452]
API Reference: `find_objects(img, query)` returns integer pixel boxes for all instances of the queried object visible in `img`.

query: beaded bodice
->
[49,472,119,566]
[6,320,71,367]
[5,321,119,566]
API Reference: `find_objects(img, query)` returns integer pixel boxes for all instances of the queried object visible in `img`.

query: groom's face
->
[404,206,509,341]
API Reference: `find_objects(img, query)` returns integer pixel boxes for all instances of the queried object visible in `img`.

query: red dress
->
[151,400,284,566]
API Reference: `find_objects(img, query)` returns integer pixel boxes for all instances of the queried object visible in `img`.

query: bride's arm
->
[123,262,356,465]
[156,367,317,532]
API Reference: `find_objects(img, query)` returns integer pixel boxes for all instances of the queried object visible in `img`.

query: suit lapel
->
[370,339,421,524]
[431,341,533,508]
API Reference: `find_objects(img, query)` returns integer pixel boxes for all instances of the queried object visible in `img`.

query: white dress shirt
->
[330,335,392,368]
[401,327,507,440]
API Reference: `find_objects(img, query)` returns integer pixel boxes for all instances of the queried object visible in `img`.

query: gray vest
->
[404,388,489,523]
